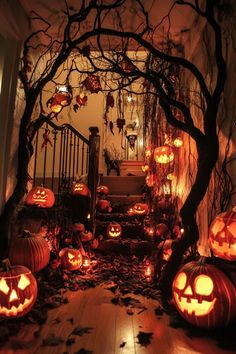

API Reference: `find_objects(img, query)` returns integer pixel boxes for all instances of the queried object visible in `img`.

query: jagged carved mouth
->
[211,240,236,256]
[174,293,216,316]
[0,295,34,317]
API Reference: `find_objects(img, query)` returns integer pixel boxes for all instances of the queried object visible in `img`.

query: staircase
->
[95,174,155,257]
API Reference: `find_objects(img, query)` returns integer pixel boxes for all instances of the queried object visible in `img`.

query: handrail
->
[47,121,89,144]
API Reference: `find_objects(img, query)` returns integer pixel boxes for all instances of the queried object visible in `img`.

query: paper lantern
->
[172,260,236,328]
[209,207,236,261]
[25,186,55,208]
[154,146,174,164]
[0,260,37,318]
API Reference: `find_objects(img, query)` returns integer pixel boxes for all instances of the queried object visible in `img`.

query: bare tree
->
[0,0,228,302]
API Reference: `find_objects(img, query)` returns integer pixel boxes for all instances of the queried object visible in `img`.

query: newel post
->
[88,127,100,234]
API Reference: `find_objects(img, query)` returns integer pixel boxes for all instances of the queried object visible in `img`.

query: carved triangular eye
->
[0,278,10,294]
[18,274,30,290]
[68,252,75,260]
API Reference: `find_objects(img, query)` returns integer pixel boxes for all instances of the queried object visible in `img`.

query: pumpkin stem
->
[1,258,11,271]
[22,230,31,238]
[198,256,207,265]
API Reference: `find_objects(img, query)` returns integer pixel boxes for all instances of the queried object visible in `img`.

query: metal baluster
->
[68,130,73,182]
[76,138,80,176]
[51,129,57,193]
[86,145,89,174]
[64,129,69,188]
[61,128,67,191]
[58,129,64,195]
[72,134,76,181]
[33,129,39,186]
[42,126,49,186]
[81,141,85,175]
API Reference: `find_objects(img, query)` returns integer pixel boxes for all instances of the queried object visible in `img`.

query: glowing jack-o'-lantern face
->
[172,261,236,328]
[0,263,37,318]
[106,222,122,239]
[154,146,174,164]
[133,203,149,215]
[25,186,55,208]
[209,207,236,261]
[59,248,82,271]
[71,182,90,197]
[97,185,109,195]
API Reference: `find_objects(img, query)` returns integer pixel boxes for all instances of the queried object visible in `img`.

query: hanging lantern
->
[48,85,72,113]
[154,146,174,164]
[173,137,183,148]
[81,74,102,93]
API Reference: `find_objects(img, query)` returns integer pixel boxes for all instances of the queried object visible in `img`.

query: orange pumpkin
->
[209,207,236,261]
[71,182,90,197]
[97,185,109,195]
[72,223,85,233]
[25,186,55,208]
[59,248,82,271]
[106,222,122,239]
[0,259,38,318]
[172,260,236,328]
[154,146,174,164]
[80,230,93,242]
[9,230,50,272]
[133,203,149,215]
[97,199,112,213]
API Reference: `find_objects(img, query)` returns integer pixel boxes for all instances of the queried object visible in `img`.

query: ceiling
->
[0,0,198,49]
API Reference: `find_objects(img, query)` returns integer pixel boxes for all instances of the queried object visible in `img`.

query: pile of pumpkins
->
[0,183,93,319]
[172,206,236,329]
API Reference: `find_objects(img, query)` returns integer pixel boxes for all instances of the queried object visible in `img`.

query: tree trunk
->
[159,139,218,303]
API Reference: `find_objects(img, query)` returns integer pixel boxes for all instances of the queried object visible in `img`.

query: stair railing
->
[32,122,100,232]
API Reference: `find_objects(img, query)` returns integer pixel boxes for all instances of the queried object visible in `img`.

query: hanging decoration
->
[116,118,126,134]
[41,129,53,150]
[73,94,88,112]
[104,92,115,126]
[47,85,72,114]
[82,74,102,94]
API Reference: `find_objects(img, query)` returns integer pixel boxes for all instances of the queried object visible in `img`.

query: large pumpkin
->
[59,248,82,271]
[9,230,50,272]
[72,223,85,233]
[106,222,122,239]
[133,203,149,215]
[154,146,174,164]
[172,260,236,328]
[25,186,55,208]
[0,259,38,318]
[71,182,90,197]
[209,207,236,261]
[80,230,93,242]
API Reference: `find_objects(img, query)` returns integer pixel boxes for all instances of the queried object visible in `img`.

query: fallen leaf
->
[42,333,64,346]
[136,331,153,346]
[71,326,93,336]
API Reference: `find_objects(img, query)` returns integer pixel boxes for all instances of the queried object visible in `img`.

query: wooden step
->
[107,194,143,205]
[96,239,155,257]
[100,175,145,195]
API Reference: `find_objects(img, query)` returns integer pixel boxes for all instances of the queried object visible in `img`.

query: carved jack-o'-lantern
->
[48,86,72,113]
[106,222,122,239]
[154,146,174,164]
[25,186,55,208]
[59,248,82,271]
[0,260,38,318]
[71,182,90,197]
[133,203,149,215]
[97,199,112,213]
[97,185,109,195]
[209,207,236,261]
[172,260,236,328]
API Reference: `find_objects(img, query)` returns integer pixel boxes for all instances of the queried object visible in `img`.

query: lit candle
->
[82,256,91,270]
[145,265,152,282]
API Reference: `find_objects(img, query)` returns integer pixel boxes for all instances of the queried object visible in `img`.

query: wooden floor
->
[1,285,235,354]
